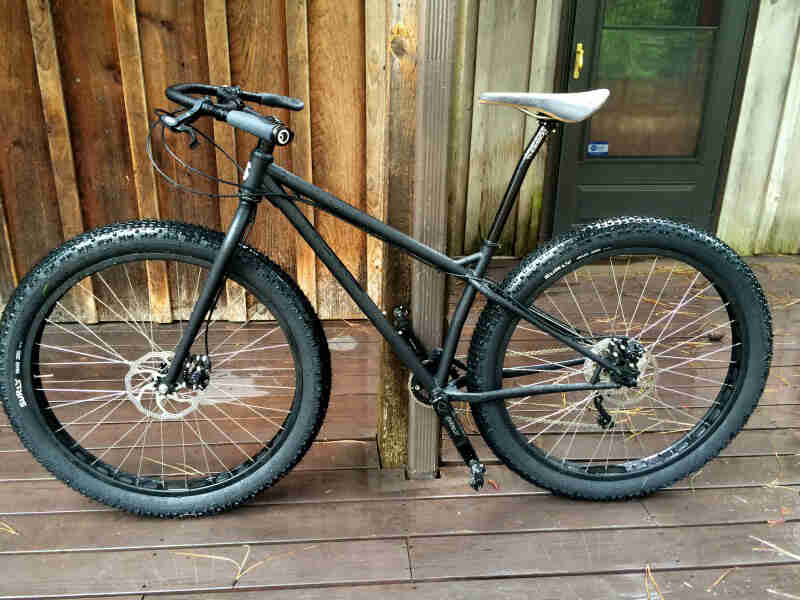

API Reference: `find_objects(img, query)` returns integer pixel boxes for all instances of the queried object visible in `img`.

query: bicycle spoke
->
[495,245,750,482]
[563,275,594,337]
[24,251,305,495]
[627,257,657,337]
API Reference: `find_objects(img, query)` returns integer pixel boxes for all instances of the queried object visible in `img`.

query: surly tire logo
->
[14,342,26,407]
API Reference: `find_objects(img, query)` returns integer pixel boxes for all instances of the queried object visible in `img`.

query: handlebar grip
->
[227,111,294,145]
[226,110,275,141]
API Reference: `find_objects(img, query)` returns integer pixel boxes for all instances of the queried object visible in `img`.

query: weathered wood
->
[442,428,800,465]
[754,15,800,253]
[285,0,318,311]
[228,0,296,306]
[204,0,247,322]
[0,439,380,481]
[27,0,98,324]
[0,1,63,279]
[365,0,390,308]
[136,1,220,226]
[376,0,417,469]
[464,0,536,254]
[151,565,800,600]
[0,539,409,597]
[10,484,797,555]
[0,190,17,308]
[407,0,457,478]
[445,0,478,256]
[409,522,800,580]
[112,0,172,322]
[307,0,367,319]
[49,0,145,322]
[25,0,84,243]
[515,0,564,255]
[3,454,800,515]
[718,2,800,254]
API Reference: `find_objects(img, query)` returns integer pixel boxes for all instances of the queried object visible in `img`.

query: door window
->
[588,0,721,157]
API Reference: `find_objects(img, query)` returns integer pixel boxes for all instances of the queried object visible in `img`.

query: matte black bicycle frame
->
[162,119,623,406]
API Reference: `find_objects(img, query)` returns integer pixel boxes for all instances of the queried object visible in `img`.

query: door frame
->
[543,0,760,239]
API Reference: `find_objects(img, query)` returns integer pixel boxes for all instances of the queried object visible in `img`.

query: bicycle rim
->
[495,248,744,480]
[22,253,302,495]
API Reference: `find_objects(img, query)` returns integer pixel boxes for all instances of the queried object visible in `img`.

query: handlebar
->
[163,83,301,146]
[165,83,304,112]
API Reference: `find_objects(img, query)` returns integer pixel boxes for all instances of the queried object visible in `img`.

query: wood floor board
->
[0,539,410,598]
[1,454,798,515]
[148,563,800,600]
[407,522,800,580]
[0,439,379,480]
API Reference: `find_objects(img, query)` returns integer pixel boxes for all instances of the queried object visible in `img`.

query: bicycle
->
[0,84,772,516]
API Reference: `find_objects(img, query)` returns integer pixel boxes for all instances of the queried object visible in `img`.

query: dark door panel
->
[554,0,751,234]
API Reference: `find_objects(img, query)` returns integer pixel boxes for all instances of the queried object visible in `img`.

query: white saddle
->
[479,89,610,122]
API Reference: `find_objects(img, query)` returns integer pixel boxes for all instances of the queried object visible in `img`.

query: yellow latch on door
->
[573,42,584,79]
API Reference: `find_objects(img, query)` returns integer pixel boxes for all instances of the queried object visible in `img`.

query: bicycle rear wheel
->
[0,221,330,516]
[468,218,771,499]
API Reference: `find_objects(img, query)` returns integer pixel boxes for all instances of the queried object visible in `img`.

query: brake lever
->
[174,124,198,148]
[160,96,210,129]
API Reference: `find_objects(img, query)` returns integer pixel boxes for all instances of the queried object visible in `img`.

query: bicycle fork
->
[160,145,271,391]
[159,198,256,391]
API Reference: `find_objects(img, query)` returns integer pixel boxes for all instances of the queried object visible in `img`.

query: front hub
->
[124,351,216,420]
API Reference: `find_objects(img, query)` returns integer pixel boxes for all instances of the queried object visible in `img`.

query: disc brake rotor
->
[582,338,657,408]
[125,351,198,420]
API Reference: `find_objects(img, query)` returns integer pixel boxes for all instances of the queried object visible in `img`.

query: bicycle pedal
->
[468,459,486,491]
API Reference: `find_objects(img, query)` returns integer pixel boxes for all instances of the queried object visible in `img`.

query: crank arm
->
[433,397,486,491]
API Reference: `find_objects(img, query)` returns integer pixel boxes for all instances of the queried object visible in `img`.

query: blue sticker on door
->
[587,141,608,156]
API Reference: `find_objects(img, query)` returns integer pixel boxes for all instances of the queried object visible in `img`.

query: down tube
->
[266,192,436,391]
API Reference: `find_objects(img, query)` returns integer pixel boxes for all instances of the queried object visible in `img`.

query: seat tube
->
[434,121,555,386]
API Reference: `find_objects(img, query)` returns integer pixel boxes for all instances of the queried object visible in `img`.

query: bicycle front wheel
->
[0,221,330,516]
[468,217,772,500]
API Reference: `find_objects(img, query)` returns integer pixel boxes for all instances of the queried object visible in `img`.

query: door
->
[553,0,751,233]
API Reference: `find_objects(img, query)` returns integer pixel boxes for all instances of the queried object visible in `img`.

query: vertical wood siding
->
[0,0,370,319]
[448,0,563,256]
[718,1,800,255]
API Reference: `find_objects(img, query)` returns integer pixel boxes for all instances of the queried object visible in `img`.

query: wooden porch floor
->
[1,256,799,598]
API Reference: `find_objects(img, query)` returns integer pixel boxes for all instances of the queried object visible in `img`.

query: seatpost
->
[160,144,268,391]
[485,120,556,245]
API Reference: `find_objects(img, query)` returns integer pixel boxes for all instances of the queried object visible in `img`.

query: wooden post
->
[375,0,416,468]
[407,0,456,479]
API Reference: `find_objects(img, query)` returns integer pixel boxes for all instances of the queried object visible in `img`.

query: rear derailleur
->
[590,336,645,430]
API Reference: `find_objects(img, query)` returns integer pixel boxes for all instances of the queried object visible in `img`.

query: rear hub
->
[583,336,657,409]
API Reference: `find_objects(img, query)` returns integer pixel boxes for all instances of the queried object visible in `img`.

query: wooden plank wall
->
[0,0,372,319]
[717,1,800,255]
[448,0,564,257]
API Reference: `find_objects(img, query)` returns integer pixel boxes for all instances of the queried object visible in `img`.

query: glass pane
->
[604,0,720,27]
[588,29,715,157]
